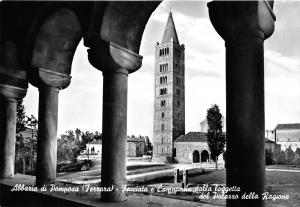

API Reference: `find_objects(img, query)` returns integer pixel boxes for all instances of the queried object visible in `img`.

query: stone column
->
[182,170,188,187]
[208,1,275,207]
[199,151,202,164]
[0,67,27,178]
[0,97,17,178]
[88,40,142,202]
[31,68,71,186]
[36,86,59,186]
[174,169,179,184]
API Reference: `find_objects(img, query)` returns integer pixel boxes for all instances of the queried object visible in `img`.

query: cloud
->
[264,49,300,129]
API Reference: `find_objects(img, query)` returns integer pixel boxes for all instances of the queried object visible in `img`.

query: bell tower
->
[153,12,185,160]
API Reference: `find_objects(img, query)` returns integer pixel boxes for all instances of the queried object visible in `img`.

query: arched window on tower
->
[160,88,167,95]
[161,76,167,84]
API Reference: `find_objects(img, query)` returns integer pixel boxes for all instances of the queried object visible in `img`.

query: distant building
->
[265,138,279,153]
[85,136,146,157]
[127,136,145,157]
[200,117,226,132]
[274,123,300,151]
[86,140,102,155]
[19,127,38,138]
[265,129,276,142]
[174,132,212,163]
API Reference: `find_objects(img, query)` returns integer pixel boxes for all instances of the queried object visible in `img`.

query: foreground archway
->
[0,1,276,206]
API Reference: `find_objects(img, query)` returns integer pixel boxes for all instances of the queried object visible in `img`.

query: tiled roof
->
[275,123,300,130]
[127,136,145,142]
[175,132,207,142]
[265,138,275,143]
[88,140,102,145]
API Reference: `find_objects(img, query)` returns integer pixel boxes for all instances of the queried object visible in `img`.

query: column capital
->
[208,0,276,44]
[0,66,27,99]
[88,40,143,74]
[29,68,71,90]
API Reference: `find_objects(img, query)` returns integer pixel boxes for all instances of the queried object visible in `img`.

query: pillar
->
[182,170,188,187]
[0,67,27,178]
[208,1,275,207]
[31,68,71,186]
[36,86,59,186]
[174,169,179,184]
[88,40,142,201]
[0,98,17,178]
[101,69,128,201]
[225,30,266,206]
[199,151,202,164]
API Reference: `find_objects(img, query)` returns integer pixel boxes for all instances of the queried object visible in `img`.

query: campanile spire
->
[161,12,179,44]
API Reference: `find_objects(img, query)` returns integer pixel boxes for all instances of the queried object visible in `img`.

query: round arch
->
[192,150,200,163]
[201,150,209,163]
[31,8,82,77]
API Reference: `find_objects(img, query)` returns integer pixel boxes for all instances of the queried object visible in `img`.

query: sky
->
[23,1,300,140]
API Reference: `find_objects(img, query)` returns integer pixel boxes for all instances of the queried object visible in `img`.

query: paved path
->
[266,168,300,173]
[57,162,224,184]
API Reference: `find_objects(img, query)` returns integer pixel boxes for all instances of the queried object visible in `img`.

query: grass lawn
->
[58,164,174,181]
[56,165,300,206]
[134,168,300,207]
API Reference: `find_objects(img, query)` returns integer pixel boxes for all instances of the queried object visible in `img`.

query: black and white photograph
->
[0,0,299,206]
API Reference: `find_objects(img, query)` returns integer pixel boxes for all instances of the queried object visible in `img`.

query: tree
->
[57,129,103,162]
[16,99,27,134]
[273,147,287,165]
[15,100,38,174]
[293,148,300,165]
[144,136,153,155]
[265,149,274,165]
[75,128,82,141]
[285,146,295,165]
[206,104,226,169]
[57,131,80,162]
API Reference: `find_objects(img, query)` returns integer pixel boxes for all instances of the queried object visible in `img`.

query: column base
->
[100,184,126,202]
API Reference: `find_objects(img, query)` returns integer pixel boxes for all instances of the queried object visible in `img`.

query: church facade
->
[174,132,211,164]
